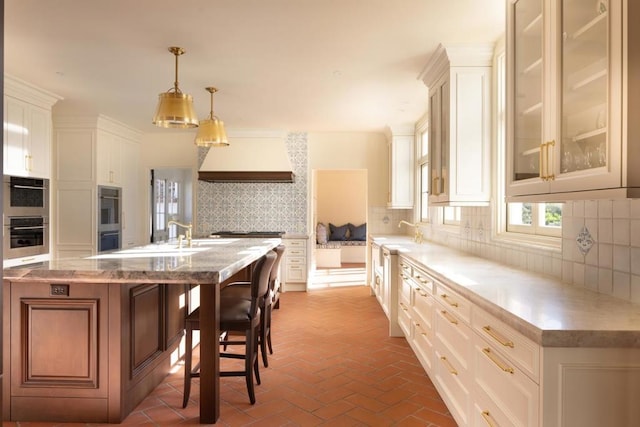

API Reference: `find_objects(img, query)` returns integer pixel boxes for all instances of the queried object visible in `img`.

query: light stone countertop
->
[370,235,640,348]
[3,238,281,285]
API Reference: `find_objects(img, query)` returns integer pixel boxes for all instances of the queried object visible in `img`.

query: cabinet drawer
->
[286,239,306,248]
[287,248,306,257]
[412,318,434,373]
[435,306,473,374]
[286,265,306,282]
[398,295,412,338]
[398,271,413,301]
[434,347,471,426]
[412,283,434,330]
[435,282,471,323]
[472,334,539,427]
[286,256,306,266]
[472,307,540,382]
[412,268,434,294]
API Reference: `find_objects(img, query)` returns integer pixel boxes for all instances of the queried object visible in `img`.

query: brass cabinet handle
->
[440,293,459,307]
[440,356,458,375]
[547,140,555,180]
[482,325,514,348]
[481,410,497,427]
[440,310,458,325]
[482,347,514,374]
[415,322,428,336]
[399,302,409,311]
[417,289,428,297]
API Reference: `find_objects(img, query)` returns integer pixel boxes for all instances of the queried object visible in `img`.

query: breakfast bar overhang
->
[2,237,280,424]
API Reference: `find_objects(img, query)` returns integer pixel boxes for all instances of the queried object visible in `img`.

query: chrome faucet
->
[398,220,423,244]
[168,220,193,248]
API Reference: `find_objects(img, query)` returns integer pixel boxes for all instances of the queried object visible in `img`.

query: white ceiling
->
[4,0,505,134]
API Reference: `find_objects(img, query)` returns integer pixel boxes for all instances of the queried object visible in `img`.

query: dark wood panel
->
[9,282,109,401]
[11,396,107,422]
[130,284,163,376]
[165,284,186,348]
[22,298,97,387]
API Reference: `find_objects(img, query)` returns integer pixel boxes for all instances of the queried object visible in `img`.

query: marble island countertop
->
[370,235,640,348]
[3,237,281,285]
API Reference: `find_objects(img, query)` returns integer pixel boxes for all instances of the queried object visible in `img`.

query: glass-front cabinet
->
[506,0,631,200]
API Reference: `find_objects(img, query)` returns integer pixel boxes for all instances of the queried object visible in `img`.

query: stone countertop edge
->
[3,238,281,286]
[370,235,640,348]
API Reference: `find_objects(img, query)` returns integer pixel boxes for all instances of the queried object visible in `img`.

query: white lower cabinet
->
[282,237,308,291]
[395,254,640,427]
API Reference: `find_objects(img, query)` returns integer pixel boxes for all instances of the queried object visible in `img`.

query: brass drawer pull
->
[440,293,459,307]
[481,410,497,427]
[418,289,428,297]
[440,310,458,325]
[483,325,515,348]
[400,303,409,311]
[440,356,458,375]
[482,347,514,374]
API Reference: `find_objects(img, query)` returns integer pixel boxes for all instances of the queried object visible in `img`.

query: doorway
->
[150,168,193,243]
[310,169,368,289]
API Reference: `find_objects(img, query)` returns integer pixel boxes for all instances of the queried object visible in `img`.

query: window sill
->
[491,231,562,253]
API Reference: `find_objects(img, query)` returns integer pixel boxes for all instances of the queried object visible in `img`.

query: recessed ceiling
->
[4,0,505,133]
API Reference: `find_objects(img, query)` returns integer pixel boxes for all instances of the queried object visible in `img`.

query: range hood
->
[198,136,295,183]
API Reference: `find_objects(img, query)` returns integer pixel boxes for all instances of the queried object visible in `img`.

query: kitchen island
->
[2,237,280,424]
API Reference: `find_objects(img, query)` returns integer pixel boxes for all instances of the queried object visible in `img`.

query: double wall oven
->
[98,185,121,252]
[3,175,50,259]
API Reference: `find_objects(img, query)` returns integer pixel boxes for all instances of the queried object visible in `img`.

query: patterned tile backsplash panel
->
[196,132,308,236]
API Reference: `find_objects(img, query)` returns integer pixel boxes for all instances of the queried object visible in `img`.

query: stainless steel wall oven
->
[3,175,49,217]
[3,216,49,259]
[98,185,122,252]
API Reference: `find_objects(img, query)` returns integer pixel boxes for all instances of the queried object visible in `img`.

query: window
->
[416,120,429,222]
[507,202,562,237]
[443,206,461,226]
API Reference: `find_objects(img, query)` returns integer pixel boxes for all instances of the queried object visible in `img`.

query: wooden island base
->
[2,280,188,423]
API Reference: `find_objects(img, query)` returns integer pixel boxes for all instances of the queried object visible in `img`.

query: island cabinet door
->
[7,281,109,421]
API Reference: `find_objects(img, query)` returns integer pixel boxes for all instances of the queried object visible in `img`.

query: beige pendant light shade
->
[195,87,229,147]
[153,47,199,128]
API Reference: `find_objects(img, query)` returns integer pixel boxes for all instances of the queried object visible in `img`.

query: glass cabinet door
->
[512,0,544,182]
[559,0,609,174]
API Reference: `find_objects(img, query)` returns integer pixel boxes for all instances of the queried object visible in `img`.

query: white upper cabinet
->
[385,126,414,209]
[3,75,62,178]
[506,0,633,201]
[96,130,123,186]
[419,44,493,206]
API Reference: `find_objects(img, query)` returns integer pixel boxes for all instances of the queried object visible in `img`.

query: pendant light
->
[195,87,229,147]
[152,46,199,128]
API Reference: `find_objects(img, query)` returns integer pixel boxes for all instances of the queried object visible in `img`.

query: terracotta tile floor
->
[3,285,457,426]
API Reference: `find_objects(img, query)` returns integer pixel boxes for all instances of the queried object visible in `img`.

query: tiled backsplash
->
[415,200,640,304]
[196,132,308,236]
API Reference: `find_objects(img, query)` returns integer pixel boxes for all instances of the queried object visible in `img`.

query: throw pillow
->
[348,223,367,241]
[329,223,349,241]
[316,222,328,244]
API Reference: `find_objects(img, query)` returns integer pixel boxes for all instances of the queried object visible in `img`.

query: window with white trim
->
[443,206,461,226]
[416,120,429,222]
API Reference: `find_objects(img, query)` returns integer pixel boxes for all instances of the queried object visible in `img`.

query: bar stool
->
[220,244,285,367]
[182,250,276,407]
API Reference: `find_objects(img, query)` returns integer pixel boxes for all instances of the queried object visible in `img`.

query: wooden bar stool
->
[182,250,276,407]
[220,245,285,367]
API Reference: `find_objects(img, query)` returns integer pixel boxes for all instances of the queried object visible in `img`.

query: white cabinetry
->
[506,0,640,201]
[419,44,492,206]
[3,75,62,178]
[96,131,123,186]
[395,252,640,427]
[282,237,308,291]
[384,126,414,209]
[53,115,142,257]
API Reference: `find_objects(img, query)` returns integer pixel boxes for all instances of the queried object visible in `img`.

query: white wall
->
[308,131,411,235]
